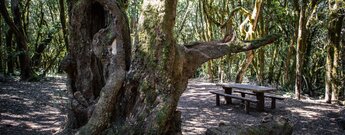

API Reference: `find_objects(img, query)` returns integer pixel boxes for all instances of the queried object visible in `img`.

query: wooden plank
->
[271,98,276,109]
[210,91,258,113]
[217,83,276,92]
[264,94,284,100]
[224,87,232,104]
[233,90,284,100]
[210,91,258,102]
[233,90,255,95]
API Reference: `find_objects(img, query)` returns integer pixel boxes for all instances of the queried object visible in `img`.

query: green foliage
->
[169,0,343,99]
[1,0,343,99]
[0,0,67,76]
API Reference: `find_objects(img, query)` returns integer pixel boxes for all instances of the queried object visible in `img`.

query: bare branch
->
[184,34,279,67]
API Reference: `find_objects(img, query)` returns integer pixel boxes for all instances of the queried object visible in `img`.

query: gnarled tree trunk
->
[60,0,278,134]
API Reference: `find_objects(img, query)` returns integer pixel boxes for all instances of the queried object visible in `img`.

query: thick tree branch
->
[184,34,279,68]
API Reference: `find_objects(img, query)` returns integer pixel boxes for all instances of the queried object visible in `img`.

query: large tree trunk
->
[60,0,278,134]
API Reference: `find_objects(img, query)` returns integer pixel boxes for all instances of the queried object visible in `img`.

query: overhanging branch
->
[184,34,279,67]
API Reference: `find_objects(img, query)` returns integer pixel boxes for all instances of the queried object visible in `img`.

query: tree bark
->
[295,0,306,100]
[0,15,2,73]
[294,0,318,100]
[59,0,69,50]
[325,0,344,103]
[5,30,14,75]
[60,0,279,134]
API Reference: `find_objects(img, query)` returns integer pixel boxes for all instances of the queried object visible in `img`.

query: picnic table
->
[211,83,283,112]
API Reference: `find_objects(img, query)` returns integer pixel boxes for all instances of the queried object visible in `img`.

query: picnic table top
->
[216,83,276,92]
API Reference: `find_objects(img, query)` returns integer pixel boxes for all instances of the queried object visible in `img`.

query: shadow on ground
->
[178,79,345,135]
[0,77,68,135]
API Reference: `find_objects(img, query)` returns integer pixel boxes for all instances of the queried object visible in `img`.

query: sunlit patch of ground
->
[0,76,68,135]
[178,78,345,135]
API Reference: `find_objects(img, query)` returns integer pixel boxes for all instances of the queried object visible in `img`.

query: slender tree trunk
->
[284,16,298,84]
[295,0,307,100]
[257,11,267,85]
[5,30,14,75]
[341,26,345,99]
[59,0,278,134]
[23,0,31,34]
[268,45,278,83]
[59,0,69,50]
[0,16,2,73]
[257,48,264,84]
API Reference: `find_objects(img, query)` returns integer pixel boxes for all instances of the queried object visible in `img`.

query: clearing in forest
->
[0,77,344,135]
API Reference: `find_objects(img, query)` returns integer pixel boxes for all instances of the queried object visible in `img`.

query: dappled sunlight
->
[178,79,345,135]
[178,79,261,134]
[0,76,68,134]
[278,99,345,134]
[284,107,321,120]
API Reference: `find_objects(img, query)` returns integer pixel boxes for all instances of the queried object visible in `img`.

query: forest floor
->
[0,76,344,135]
[179,78,345,135]
[0,76,68,135]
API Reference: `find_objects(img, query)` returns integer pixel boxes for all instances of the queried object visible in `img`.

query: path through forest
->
[0,77,344,135]
[0,76,68,135]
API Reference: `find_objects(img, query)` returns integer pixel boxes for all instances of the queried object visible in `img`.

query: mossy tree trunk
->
[325,0,344,103]
[294,0,318,100]
[60,0,278,134]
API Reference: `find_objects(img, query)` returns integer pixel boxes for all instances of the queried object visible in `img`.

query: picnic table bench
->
[232,90,284,109]
[210,91,258,113]
[211,83,284,112]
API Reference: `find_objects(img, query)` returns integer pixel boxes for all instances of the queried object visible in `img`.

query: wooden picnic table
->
[216,83,276,112]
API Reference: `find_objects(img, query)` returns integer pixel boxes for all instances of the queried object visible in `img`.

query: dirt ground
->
[0,77,344,135]
[179,79,345,135]
[0,76,68,135]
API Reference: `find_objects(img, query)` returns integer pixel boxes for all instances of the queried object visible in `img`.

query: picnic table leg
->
[216,95,220,106]
[244,101,250,114]
[224,87,232,104]
[255,92,265,112]
[271,98,276,109]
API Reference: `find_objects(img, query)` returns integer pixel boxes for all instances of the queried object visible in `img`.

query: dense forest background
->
[0,0,344,102]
